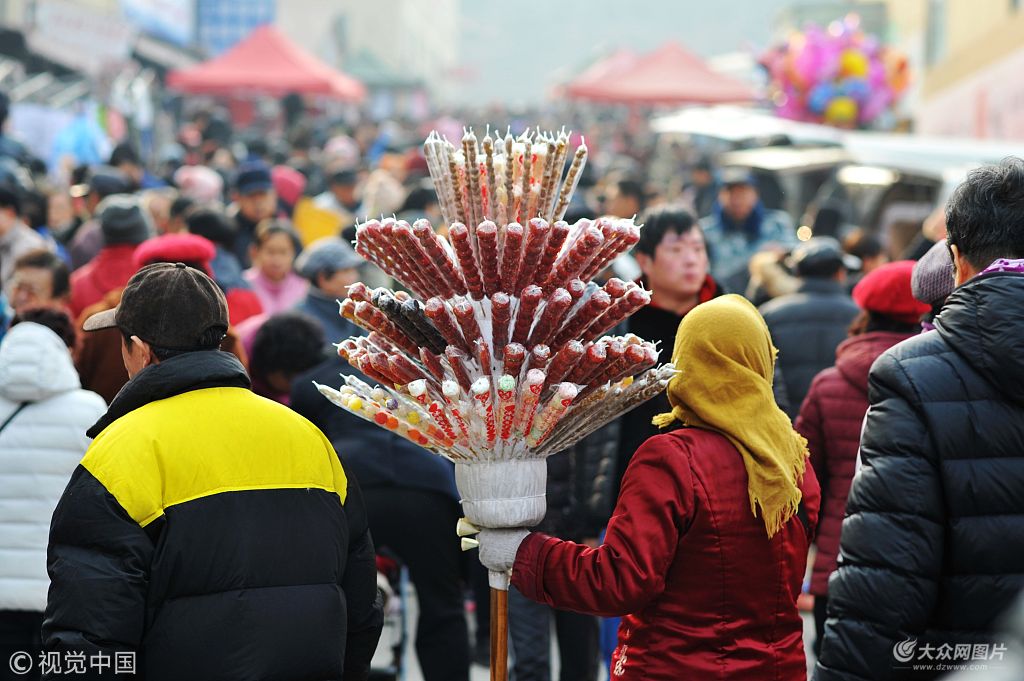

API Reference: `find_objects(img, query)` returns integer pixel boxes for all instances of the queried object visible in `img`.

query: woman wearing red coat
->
[794,260,928,656]
[479,295,821,680]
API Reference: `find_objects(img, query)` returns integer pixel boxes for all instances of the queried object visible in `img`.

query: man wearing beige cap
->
[43,263,381,681]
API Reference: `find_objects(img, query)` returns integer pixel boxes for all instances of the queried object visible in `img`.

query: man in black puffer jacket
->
[43,264,382,681]
[759,237,860,419]
[815,159,1024,680]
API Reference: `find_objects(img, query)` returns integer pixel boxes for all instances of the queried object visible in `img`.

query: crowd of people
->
[0,90,1022,681]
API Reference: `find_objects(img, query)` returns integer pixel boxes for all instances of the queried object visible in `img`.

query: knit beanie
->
[98,195,152,246]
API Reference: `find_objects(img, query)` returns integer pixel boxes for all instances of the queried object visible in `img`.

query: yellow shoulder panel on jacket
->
[82,387,348,527]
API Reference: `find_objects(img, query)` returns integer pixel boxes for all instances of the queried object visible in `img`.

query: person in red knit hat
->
[74,234,249,403]
[793,259,928,656]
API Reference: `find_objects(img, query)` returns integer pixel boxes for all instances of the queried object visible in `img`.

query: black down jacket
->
[759,279,860,419]
[43,351,383,681]
[815,271,1024,681]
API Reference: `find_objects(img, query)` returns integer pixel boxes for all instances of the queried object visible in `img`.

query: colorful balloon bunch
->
[761,15,910,128]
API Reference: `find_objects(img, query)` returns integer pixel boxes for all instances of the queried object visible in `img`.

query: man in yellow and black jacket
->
[43,262,382,680]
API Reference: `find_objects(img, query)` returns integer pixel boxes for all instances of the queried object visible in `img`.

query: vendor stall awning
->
[566,42,754,106]
[167,25,364,100]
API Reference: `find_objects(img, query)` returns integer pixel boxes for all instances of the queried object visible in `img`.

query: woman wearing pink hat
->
[794,260,930,657]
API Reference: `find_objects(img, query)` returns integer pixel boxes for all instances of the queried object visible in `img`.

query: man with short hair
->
[0,184,50,287]
[294,236,364,351]
[229,160,278,267]
[700,168,794,294]
[7,249,70,315]
[604,177,646,219]
[617,205,723,484]
[815,158,1024,681]
[45,262,382,680]
[759,237,860,418]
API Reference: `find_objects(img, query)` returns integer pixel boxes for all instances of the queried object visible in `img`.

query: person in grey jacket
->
[759,237,860,419]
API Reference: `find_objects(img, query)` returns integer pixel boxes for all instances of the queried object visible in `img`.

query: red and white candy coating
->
[497,374,517,440]
[502,343,526,378]
[545,340,585,388]
[545,224,604,293]
[474,337,492,374]
[515,219,551,293]
[572,343,608,385]
[566,278,586,301]
[346,282,373,303]
[444,346,474,391]
[490,292,511,355]
[476,221,501,297]
[393,221,448,298]
[583,220,639,282]
[452,300,483,346]
[388,353,425,385]
[552,289,612,347]
[413,219,466,296]
[528,288,573,347]
[512,285,543,345]
[499,222,525,294]
[424,297,468,351]
[420,347,447,383]
[515,369,546,437]
[527,382,579,447]
[471,376,496,445]
[591,286,652,341]
[526,344,551,375]
[601,277,628,300]
[441,380,471,439]
[605,344,650,385]
[535,220,569,286]
[448,223,484,300]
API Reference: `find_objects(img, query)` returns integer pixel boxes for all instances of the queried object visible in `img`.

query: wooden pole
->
[490,587,509,681]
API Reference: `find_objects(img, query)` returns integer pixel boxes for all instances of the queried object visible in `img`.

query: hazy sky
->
[455,0,794,105]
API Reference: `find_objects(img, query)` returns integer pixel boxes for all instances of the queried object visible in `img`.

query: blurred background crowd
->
[1,0,1024,680]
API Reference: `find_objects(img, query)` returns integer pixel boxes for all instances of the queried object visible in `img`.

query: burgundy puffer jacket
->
[794,331,913,595]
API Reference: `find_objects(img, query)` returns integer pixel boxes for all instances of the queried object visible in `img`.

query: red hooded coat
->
[794,331,914,595]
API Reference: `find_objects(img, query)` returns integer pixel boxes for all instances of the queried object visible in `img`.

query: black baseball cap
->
[787,236,861,277]
[82,262,229,350]
[234,160,273,195]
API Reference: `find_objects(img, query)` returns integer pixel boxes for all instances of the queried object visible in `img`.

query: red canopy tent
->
[561,49,639,99]
[167,25,365,100]
[566,42,754,106]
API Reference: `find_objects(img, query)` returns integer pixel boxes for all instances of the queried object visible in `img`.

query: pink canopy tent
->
[561,49,639,99]
[566,42,754,106]
[167,25,365,100]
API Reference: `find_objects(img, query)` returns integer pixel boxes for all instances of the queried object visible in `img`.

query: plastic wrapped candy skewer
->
[502,343,526,379]
[425,297,469,352]
[499,223,525,294]
[511,285,543,346]
[535,221,570,288]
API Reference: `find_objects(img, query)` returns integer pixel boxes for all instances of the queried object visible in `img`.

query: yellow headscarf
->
[652,295,808,537]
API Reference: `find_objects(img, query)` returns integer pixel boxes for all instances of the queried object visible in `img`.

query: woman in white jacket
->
[0,310,106,659]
